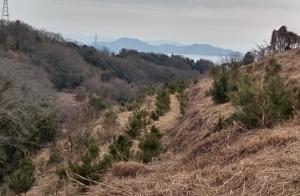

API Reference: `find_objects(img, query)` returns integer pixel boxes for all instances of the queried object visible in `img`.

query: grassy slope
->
[87,50,300,196]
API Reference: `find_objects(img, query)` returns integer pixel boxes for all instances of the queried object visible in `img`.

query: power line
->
[1,0,9,22]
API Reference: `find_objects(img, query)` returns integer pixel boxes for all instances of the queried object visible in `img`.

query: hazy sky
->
[9,0,300,51]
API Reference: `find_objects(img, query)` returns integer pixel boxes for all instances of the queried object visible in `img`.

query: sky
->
[8,0,300,52]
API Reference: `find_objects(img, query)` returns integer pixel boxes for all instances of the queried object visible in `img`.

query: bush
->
[6,160,35,195]
[29,114,56,145]
[150,126,163,138]
[177,92,188,115]
[126,109,148,138]
[209,67,238,104]
[109,135,132,162]
[211,74,229,103]
[138,127,162,163]
[89,97,107,112]
[150,111,159,121]
[103,110,118,128]
[0,103,56,182]
[164,80,186,94]
[212,116,231,132]
[57,139,112,187]
[155,88,171,116]
[231,76,294,128]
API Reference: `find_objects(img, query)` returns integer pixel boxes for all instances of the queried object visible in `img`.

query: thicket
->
[0,81,57,183]
[231,76,294,128]
[209,59,297,129]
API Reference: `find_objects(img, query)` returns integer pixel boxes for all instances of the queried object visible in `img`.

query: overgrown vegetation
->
[109,135,132,162]
[56,134,112,187]
[89,97,107,112]
[164,80,186,94]
[0,81,57,183]
[231,76,294,128]
[177,91,188,115]
[209,59,297,129]
[138,126,162,163]
[153,88,171,118]
[209,67,238,104]
[103,110,118,128]
[6,160,35,195]
[126,109,148,138]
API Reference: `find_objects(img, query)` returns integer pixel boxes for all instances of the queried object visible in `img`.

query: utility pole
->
[1,0,9,23]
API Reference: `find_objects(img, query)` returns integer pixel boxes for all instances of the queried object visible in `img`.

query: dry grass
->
[87,55,300,195]
[110,161,151,178]
[27,49,300,195]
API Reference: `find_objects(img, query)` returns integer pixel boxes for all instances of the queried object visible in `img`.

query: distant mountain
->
[96,37,234,56]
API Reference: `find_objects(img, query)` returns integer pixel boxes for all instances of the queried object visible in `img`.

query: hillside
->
[85,49,300,195]
[18,49,299,196]
[96,37,235,56]
[0,21,207,195]
[1,22,300,196]
[0,21,209,103]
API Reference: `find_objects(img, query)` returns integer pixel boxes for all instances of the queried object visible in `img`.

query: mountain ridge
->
[96,37,235,56]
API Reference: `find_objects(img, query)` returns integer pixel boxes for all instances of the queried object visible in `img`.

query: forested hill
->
[0,21,213,102]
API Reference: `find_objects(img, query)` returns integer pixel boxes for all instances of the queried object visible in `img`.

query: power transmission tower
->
[1,0,9,23]
[94,34,98,49]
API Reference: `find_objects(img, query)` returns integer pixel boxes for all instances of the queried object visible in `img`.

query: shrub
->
[138,127,162,163]
[103,110,118,128]
[57,140,112,187]
[164,80,186,94]
[212,116,231,132]
[126,109,148,138]
[89,97,107,112]
[109,135,132,162]
[67,144,101,186]
[55,166,67,179]
[29,114,56,145]
[209,67,238,104]
[231,76,294,128]
[150,126,162,138]
[177,92,188,115]
[155,88,171,116]
[210,71,230,104]
[6,160,35,195]
[150,111,159,121]
[0,103,56,182]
